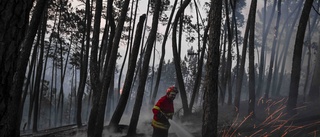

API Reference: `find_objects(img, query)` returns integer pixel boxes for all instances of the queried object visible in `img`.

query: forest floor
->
[21,96,320,137]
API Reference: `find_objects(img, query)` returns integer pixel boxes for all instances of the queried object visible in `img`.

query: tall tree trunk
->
[191,0,205,106]
[50,51,57,127]
[32,5,49,130]
[225,0,234,105]
[46,9,58,128]
[151,0,178,106]
[19,42,37,126]
[28,59,38,129]
[220,29,227,105]
[189,25,209,110]
[117,0,136,102]
[230,0,240,91]
[77,0,92,127]
[256,0,277,97]
[38,3,50,127]
[303,8,318,101]
[264,0,281,99]
[73,68,77,123]
[26,34,40,130]
[202,1,222,136]
[32,24,46,132]
[0,0,46,136]
[234,9,251,113]
[275,0,303,96]
[287,0,314,115]
[270,1,300,97]
[87,0,103,134]
[105,72,115,122]
[89,0,131,136]
[303,43,311,102]
[126,6,160,134]
[109,14,146,130]
[248,0,257,117]
[55,0,64,126]
[54,61,58,126]
[172,0,192,116]
[103,0,116,118]
[178,0,184,56]
[149,41,156,104]
[308,34,320,102]
[58,36,71,125]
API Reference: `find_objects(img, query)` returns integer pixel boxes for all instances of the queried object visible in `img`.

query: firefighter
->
[151,86,179,137]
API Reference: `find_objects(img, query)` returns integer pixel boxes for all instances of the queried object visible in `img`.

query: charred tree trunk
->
[225,0,234,105]
[287,0,314,115]
[152,0,178,106]
[19,40,37,126]
[234,10,251,113]
[126,4,160,134]
[26,37,40,130]
[76,0,92,127]
[172,0,192,116]
[117,0,137,104]
[248,0,257,117]
[32,5,49,130]
[109,14,146,131]
[89,0,131,136]
[38,4,49,127]
[87,0,103,134]
[32,26,45,132]
[0,0,46,135]
[202,0,222,136]
[220,30,227,105]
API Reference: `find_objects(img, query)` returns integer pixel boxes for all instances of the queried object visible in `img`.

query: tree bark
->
[234,9,251,113]
[248,0,257,117]
[87,0,103,134]
[0,0,47,136]
[109,14,146,131]
[220,29,227,105]
[151,0,178,106]
[89,0,131,136]
[172,0,192,116]
[225,0,234,105]
[202,0,221,136]
[127,4,160,133]
[32,23,46,132]
[77,0,92,127]
[288,0,314,115]
[33,5,49,130]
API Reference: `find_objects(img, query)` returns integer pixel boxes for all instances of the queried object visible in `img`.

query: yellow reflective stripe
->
[153,105,160,110]
[153,106,174,117]
[152,119,169,129]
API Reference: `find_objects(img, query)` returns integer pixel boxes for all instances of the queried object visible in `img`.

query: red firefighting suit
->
[151,95,174,137]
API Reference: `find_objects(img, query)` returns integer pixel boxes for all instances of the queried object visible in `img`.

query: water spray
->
[159,111,194,137]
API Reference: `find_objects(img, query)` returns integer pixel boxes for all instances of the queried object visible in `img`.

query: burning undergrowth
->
[218,97,320,137]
